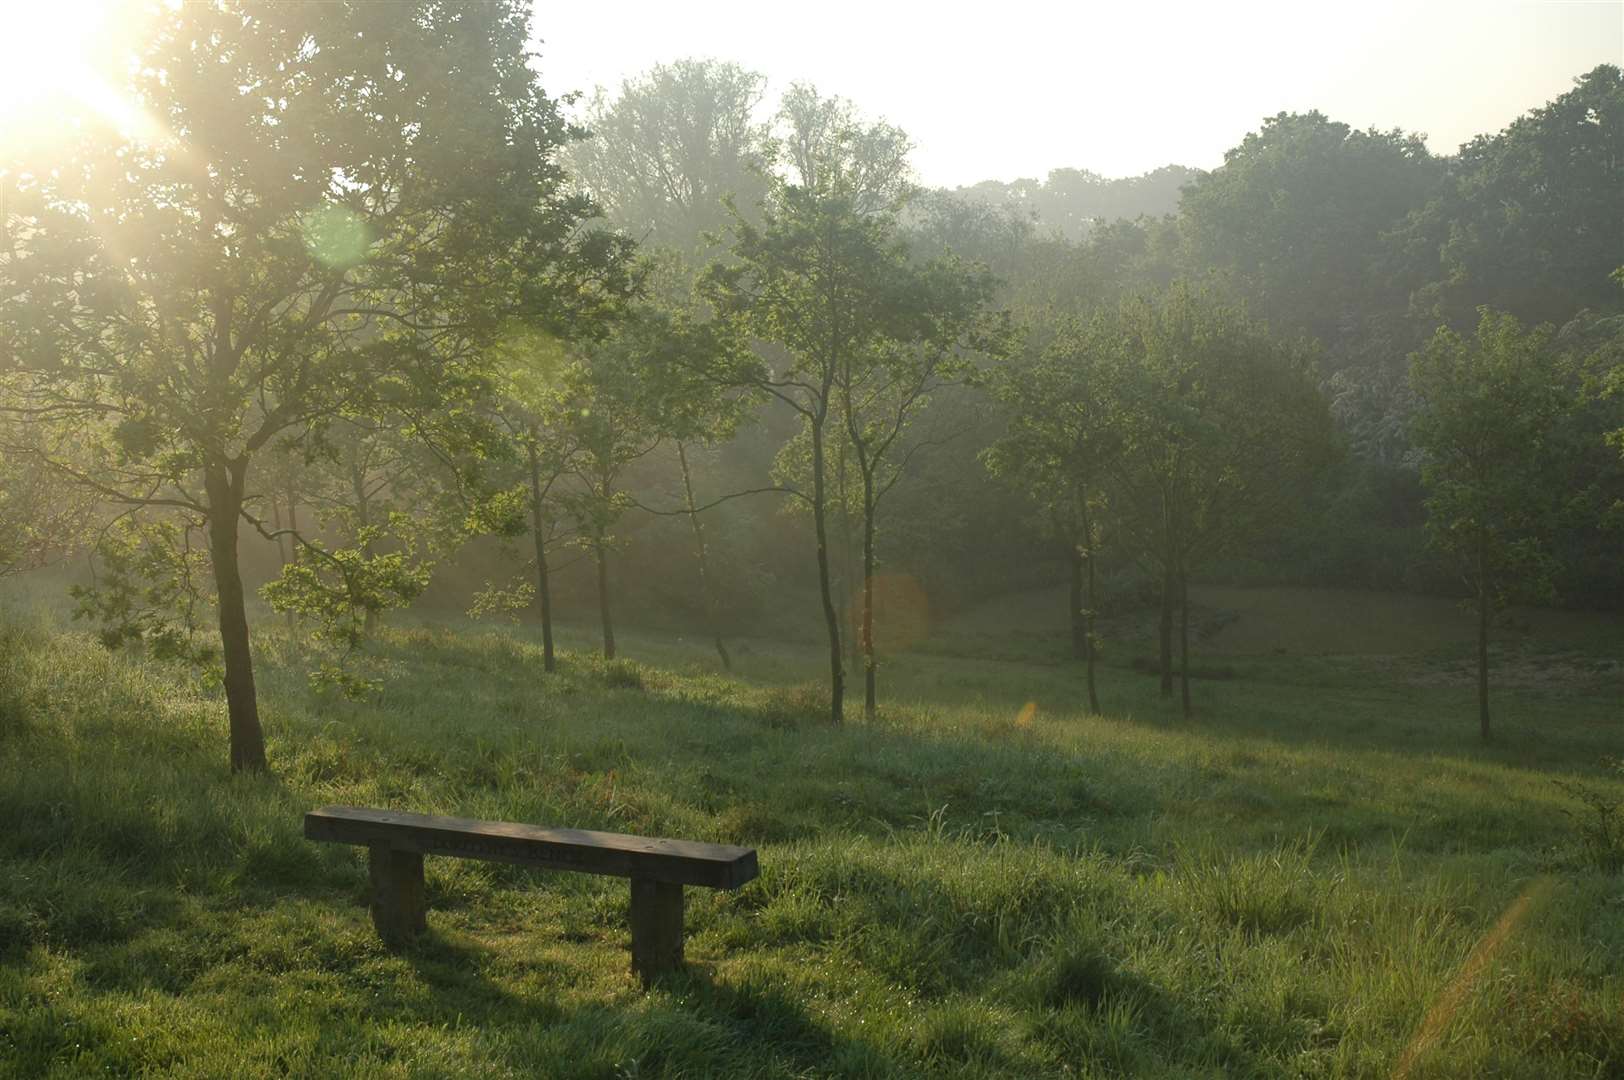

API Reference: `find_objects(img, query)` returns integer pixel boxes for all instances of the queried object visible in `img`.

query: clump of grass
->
[756,680,826,729]
[599,657,645,690]
[1169,833,1326,938]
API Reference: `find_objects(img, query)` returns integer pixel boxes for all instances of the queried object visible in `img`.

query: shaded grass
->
[0,597,1621,1078]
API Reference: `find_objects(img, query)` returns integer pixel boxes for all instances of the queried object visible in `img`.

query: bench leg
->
[368,843,426,946]
[629,877,683,985]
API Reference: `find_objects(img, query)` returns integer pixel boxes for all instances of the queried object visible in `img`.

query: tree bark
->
[836,438,861,670]
[352,459,378,638]
[1085,540,1100,715]
[1068,539,1088,662]
[1078,493,1100,715]
[1158,560,1175,698]
[1477,535,1491,742]
[596,544,615,661]
[810,416,844,725]
[677,442,730,671]
[204,460,268,774]
[861,474,877,721]
[526,443,556,674]
[284,480,300,633]
[1179,565,1192,719]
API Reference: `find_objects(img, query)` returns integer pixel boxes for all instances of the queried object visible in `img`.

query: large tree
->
[1181,111,1440,361]
[570,59,771,257]
[1401,65,1624,330]
[0,1,630,772]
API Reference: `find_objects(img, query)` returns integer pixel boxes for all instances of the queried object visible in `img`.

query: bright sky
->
[530,0,1624,188]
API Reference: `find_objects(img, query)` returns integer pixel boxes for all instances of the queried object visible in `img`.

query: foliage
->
[68,519,217,672]
[1409,310,1570,609]
[261,524,432,651]
[466,576,537,623]
[0,0,634,769]
[704,86,999,719]
[0,438,87,579]
[947,165,1200,241]
[1180,111,1440,356]
[1402,65,1624,328]
[570,58,771,255]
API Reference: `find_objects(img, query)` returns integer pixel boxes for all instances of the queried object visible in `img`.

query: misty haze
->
[0,2,1620,1076]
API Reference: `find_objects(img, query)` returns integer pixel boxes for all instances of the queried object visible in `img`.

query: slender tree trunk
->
[1179,566,1192,719]
[861,477,877,721]
[526,443,555,674]
[677,442,730,670]
[837,439,861,670]
[1068,539,1088,662]
[1078,495,1100,715]
[284,481,300,633]
[352,460,378,637]
[204,460,268,774]
[1158,560,1175,698]
[1477,536,1490,742]
[270,497,295,635]
[596,544,615,661]
[810,416,844,725]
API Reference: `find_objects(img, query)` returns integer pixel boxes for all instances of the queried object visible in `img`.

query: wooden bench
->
[304,805,759,984]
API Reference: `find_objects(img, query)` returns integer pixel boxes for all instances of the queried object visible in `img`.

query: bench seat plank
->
[305,805,758,890]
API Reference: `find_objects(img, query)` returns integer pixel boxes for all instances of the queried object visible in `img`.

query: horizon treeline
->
[0,1,1619,769]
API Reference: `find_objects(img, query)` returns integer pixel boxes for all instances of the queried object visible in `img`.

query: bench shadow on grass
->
[395,927,571,1023]
[393,929,893,1075]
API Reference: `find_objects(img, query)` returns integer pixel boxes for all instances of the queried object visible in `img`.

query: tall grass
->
[0,604,1620,1077]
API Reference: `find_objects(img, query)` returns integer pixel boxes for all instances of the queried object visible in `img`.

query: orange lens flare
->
[1391,876,1554,1079]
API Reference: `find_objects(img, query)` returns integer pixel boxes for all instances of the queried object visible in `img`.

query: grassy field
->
[0,581,1621,1078]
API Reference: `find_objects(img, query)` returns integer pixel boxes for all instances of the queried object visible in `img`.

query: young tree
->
[1410,309,1570,741]
[645,311,758,672]
[0,2,630,772]
[983,316,1126,713]
[836,259,998,718]
[1108,286,1333,716]
[480,327,584,674]
[273,412,482,642]
[558,329,664,662]
[700,89,917,724]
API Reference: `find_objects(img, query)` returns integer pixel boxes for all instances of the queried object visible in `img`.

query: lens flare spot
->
[850,574,931,654]
[301,204,370,268]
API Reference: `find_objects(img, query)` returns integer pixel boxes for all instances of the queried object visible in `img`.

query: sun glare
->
[0,0,160,150]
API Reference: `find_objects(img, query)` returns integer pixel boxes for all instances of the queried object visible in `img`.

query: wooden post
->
[629,877,683,985]
[368,843,426,946]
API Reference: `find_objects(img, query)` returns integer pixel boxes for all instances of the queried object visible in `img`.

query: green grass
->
[0,583,1621,1078]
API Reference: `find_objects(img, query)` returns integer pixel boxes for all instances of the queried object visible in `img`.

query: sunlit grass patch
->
[0,599,1620,1077]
